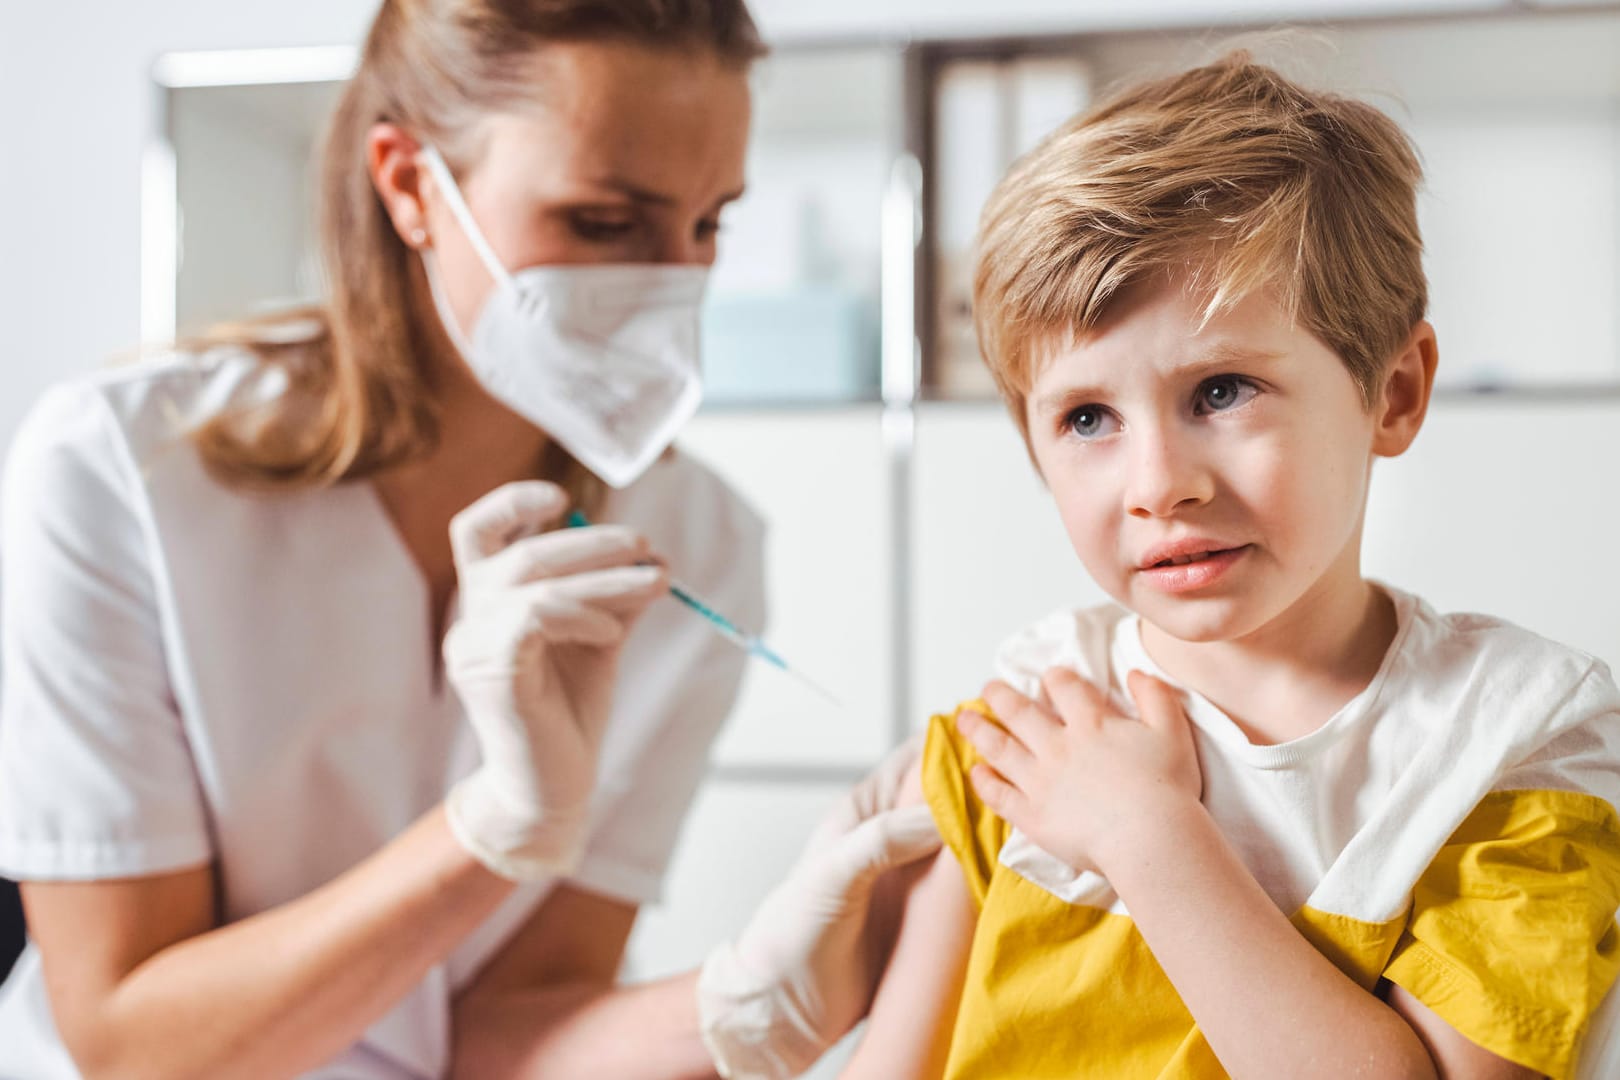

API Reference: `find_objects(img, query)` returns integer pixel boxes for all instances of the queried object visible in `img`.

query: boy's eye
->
[1195,375,1259,414]
[1064,405,1121,440]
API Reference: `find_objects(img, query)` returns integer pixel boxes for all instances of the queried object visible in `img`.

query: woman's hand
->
[444,481,668,880]
[957,668,1202,877]
[697,734,943,1079]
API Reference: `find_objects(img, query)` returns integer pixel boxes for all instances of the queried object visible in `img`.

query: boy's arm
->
[839,847,975,1080]
[1105,800,1537,1080]
[1384,984,1544,1080]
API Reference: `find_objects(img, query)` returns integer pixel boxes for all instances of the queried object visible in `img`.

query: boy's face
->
[1025,273,1382,645]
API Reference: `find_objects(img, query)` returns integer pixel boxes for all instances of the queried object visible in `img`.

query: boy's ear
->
[1371,320,1438,459]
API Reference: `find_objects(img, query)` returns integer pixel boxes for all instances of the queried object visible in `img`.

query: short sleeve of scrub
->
[0,383,212,879]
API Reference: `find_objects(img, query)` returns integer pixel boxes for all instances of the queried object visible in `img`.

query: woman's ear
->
[1371,319,1438,459]
[366,123,431,249]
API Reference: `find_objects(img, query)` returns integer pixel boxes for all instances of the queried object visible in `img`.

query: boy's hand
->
[957,668,1204,877]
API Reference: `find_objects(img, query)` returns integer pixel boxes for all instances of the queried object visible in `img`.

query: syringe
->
[566,510,842,707]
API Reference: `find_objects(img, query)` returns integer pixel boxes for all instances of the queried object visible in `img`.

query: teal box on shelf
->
[700,287,879,405]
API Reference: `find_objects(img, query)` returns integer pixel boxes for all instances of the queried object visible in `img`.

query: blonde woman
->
[0,2,938,1077]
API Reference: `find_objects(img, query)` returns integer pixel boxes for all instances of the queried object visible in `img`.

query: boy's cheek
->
[1050,489,1127,589]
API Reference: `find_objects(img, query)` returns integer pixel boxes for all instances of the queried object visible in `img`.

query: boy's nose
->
[1125,429,1215,518]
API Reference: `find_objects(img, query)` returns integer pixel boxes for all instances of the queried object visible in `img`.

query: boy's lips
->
[1135,539,1252,594]
[1137,537,1249,570]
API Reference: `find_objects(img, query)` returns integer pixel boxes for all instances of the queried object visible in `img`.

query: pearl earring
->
[409,227,428,246]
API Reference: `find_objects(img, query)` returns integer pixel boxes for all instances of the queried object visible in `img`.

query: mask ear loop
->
[418,145,521,298]
[420,248,481,359]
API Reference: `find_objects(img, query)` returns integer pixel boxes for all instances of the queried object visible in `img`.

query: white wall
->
[173,86,323,332]
[0,0,379,454]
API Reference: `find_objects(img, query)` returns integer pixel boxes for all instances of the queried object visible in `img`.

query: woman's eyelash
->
[569,215,637,241]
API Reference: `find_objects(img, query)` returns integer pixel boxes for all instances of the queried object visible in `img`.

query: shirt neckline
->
[1109,584,1418,769]
[359,479,461,696]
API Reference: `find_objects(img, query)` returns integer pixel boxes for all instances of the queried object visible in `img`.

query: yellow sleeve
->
[921,701,1011,910]
[1383,788,1620,1079]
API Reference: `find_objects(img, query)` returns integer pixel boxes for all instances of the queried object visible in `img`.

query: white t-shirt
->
[990,588,1620,922]
[0,350,767,1079]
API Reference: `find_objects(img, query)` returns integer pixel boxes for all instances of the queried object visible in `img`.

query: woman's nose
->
[647,226,713,267]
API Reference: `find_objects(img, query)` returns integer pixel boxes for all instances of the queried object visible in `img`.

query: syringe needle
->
[747,640,843,710]
[783,664,845,709]
[566,510,843,707]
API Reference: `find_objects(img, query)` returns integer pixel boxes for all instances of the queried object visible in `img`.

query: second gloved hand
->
[444,481,667,881]
[697,734,943,1078]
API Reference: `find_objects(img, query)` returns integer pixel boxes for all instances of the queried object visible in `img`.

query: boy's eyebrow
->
[1190,342,1288,369]
[1031,343,1287,417]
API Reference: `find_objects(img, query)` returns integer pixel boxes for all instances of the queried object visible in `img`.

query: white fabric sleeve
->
[566,505,767,906]
[0,383,212,879]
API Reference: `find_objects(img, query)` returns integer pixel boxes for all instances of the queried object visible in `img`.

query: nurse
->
[0,1,937,1077]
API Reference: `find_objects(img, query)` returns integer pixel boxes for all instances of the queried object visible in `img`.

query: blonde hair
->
[973,52,1427,444]
[189,0,765,509]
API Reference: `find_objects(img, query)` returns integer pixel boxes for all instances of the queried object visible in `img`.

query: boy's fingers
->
[979,680,1032,724]
[1126,670,1187,732]
[968,763,1029,823]
[1041,666,1111,727]
[956,708,1037,788]
[980,681,1062,752]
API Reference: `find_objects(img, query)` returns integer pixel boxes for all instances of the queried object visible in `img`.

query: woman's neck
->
[369,342,551,618]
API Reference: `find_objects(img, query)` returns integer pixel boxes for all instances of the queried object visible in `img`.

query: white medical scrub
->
[0,348,766,1078]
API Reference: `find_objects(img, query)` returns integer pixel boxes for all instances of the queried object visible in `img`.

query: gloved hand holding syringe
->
[566,510,842,707]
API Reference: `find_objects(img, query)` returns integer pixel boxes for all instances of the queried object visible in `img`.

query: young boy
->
[841,55,1620,1079]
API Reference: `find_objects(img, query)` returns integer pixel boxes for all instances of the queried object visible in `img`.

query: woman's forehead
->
[468,46,750,201]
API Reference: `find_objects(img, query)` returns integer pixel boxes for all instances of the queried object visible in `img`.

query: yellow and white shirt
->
[922,586,1620,1079]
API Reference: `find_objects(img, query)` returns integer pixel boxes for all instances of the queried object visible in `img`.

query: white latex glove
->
[697,733,943,1079]
[443,481,667,881]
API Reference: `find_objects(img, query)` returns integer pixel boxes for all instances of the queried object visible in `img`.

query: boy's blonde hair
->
[973,52,1427,442]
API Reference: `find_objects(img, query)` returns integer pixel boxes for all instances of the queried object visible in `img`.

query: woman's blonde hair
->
[190,0,765,510]
[973,52,1427,444]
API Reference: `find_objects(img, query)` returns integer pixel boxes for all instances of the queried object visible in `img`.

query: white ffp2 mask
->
[419,146,707,488]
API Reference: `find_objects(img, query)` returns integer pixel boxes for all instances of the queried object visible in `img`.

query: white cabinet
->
[910,404,1111,720]
[679,408,898,768]
[1365,398,1620,669]
[623,779,846,981]
[621,778,863,1078]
